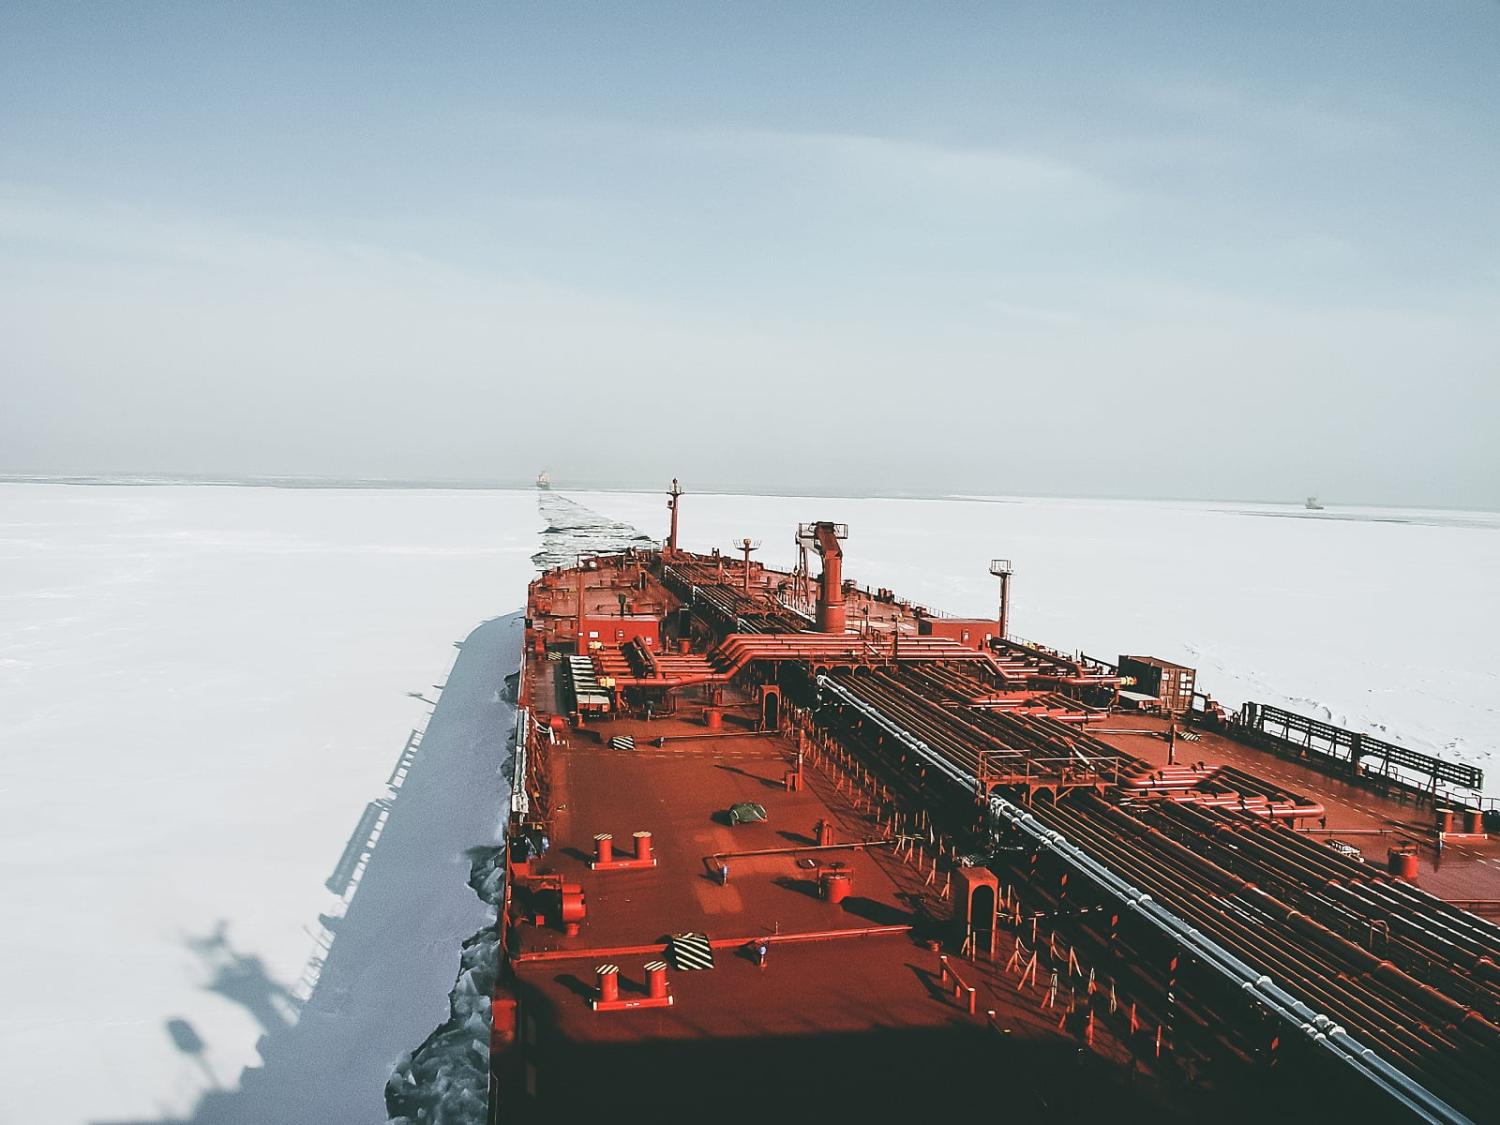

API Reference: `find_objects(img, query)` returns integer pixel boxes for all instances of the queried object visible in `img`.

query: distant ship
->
[535,470,551,490]
[1305,495,1324,510]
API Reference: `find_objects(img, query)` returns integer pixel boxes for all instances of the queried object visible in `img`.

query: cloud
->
[735,127,1112,199]
[982,298,1082,326]
[498,114,1124,217]
[1140,78,1409,151]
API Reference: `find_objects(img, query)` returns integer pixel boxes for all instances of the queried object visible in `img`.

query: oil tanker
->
[488,483,1499,1123]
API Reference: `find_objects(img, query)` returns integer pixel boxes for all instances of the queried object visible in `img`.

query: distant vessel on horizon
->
[536,470,551,490]
[1305,495,1324,510]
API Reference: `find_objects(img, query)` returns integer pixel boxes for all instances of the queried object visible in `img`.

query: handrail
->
[510,708,531,817]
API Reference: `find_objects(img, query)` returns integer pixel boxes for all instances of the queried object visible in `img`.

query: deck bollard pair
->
[592,830,656,869]
[592,961,673,1011]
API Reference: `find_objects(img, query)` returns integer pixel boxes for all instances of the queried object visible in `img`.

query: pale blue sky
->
[2,3,1497,504]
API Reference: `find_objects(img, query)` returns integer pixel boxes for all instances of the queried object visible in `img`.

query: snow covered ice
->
[0,484,537,1124]
[1,481,1497,1124]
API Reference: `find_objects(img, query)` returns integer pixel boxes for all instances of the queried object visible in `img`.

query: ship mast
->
[665,478,684,554]
[737,537,760,596]
[989,558,1014,641]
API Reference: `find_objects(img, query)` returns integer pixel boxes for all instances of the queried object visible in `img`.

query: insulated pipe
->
[813,674,1475,1125]
[1038,792,1470,1092]
[1324,882,1491,978]
[1038,795,1485,1103]
[1200,816,1500,984]
[1135,806,1500,1069]
[1339,879,1500,976]
[1135,802,1500,1049]
[1057,799,1500,1104]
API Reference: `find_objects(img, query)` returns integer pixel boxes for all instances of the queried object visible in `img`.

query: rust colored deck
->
[501,703,1170,1121]
[512,705,1073,1041]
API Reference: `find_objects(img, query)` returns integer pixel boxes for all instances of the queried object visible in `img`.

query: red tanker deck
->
[489,489,1500,1123]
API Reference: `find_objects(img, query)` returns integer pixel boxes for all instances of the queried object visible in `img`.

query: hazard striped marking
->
[668,932,716,970]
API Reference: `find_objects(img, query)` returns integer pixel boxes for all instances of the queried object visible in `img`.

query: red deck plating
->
[491,485,1500,1124]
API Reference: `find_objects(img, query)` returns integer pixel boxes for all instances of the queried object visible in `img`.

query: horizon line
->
[2,470,1497,517]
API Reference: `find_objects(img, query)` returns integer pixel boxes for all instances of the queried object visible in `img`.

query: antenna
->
[737,537,762,596]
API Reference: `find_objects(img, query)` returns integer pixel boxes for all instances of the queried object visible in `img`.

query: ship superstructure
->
[490,484,1499,1123]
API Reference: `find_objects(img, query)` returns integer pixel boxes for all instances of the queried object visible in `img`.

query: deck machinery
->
[493,488,1500,1123]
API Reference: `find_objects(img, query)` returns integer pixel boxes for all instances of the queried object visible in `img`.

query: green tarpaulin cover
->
[727,802,767,825]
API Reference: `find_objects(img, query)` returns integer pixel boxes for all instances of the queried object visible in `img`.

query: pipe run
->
[706,838,893,867]
[813,673,1474,1125]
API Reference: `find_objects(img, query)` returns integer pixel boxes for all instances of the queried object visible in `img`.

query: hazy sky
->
[2,3,1496,506]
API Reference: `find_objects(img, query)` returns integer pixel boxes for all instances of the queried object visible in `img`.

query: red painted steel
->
[595,963,619,1004]
[646,960,669,999]
[811,522,846,634]
[820,867,852,903]
[1389,847,1420,881]
[666,478,683,553]
[509,925,914,965]
[499,517,1500,1123]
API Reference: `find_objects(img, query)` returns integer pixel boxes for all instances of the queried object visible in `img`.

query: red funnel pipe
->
[812,522,845,634]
